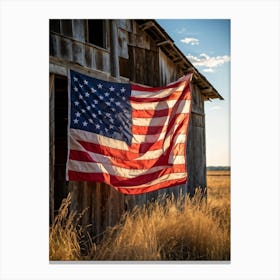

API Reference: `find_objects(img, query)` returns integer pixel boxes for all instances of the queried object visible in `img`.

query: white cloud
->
[187,53,230,72]
[180,37,199,45]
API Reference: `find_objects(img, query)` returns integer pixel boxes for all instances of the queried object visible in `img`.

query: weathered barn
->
[49,19,223,237]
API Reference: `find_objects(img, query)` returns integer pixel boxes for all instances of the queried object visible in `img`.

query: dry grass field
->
[50,170,230,261]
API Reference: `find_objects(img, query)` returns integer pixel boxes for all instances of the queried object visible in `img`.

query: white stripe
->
[133,115,170,127]
[119,173,187,189]
[70,129,130,151]
[68,159,173,178]
[131,99,191,113]
[131,83,186,98]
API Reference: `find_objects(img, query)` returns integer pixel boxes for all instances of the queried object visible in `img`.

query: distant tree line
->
[207,166,231,171]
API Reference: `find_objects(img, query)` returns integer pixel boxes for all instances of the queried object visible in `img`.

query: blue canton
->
[69,70,132,145]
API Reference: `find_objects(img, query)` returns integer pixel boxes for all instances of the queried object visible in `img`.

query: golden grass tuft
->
[50,171,230,261]
[49,193,92,261]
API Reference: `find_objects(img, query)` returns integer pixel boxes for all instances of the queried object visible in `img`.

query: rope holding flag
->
[66,69,192,195]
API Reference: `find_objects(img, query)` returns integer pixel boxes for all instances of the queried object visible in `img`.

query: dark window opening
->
[61,19,73,37]
[50,19,61,33]
[87,20,106,48]
[54,75,69,215]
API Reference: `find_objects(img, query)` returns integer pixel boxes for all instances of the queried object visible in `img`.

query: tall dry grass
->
[49,171,230,261]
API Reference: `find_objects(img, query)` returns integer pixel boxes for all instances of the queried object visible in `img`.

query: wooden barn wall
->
[49,19,207,238]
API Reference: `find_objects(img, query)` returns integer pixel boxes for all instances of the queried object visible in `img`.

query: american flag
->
[66,69,192,194]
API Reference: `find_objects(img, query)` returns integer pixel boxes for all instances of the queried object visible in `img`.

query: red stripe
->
[68,164,186,187]
[69,149,172,169]
[132,107,171,118]
[114,177,187,195]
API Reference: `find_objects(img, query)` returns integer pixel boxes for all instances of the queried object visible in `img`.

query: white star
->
[98,110,102,115]
[105,102,111,106]
[110,97,115,102]
[120,87,126,93]
[92,113,97,118]
[91,104,96,108]
[85,92,90,97]
[79,94,83,100]
[91,87,97,93]
[105,128,109,133]
[100,96,104,100]
[109,124,114,129]
[73,119,78,124]
[112,108,116,112]
[97,83,103,89]
[88,119,93,123]
[73,77,78,82]
[75,112,81,117]
[104,92,110,97]
[122,96,126,101]
[83,121,88,127]
[116,102,121,106]
[79,84,83,88]
[105,113,111,118]
[95,124,100,129]
[87,106,91,110]
[81,109,86,113]
[109,86,115,92]
[94,100,98,104]
[83,79,88,85]
[74,87,78,92]
[74,101,79,106]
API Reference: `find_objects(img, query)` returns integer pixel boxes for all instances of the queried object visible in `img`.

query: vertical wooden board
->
[118,19,132,33]
[60,37,73,61]
[72,20,85,42]
[95,49,104,71]
[102,52,110,73]
[118,28,129,59]
[145,49,159,86]
[51,34,61,58]
[85,45,94,69]
[73,41,85,67]
[128,46,136,82]
[159,49,178,85]
[92,183,101,240]
[134,47,145,84]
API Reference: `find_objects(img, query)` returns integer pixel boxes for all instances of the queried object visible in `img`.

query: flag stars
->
[104,92,110,97]
[83,79,88,85]
[95,124,100,129]
[120,87,126,93]
[79,94,83,100]
[73,77,78,82]
[74,101,79,106]
[83,121,88,127]
[88,119,93,123]
[74,87,78,92]
[91,87,97,93]
[97,83,103,89]
[73,119,79,124]
[87,106,91,110]
[85,92,90,97]
[109,86,115,92]
[75,112,81,117]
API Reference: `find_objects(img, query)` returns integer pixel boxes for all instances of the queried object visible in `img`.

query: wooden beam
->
[139,21,154,31]
[157,40,173,47]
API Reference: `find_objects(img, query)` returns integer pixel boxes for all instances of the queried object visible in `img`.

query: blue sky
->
[157,19,230,166]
